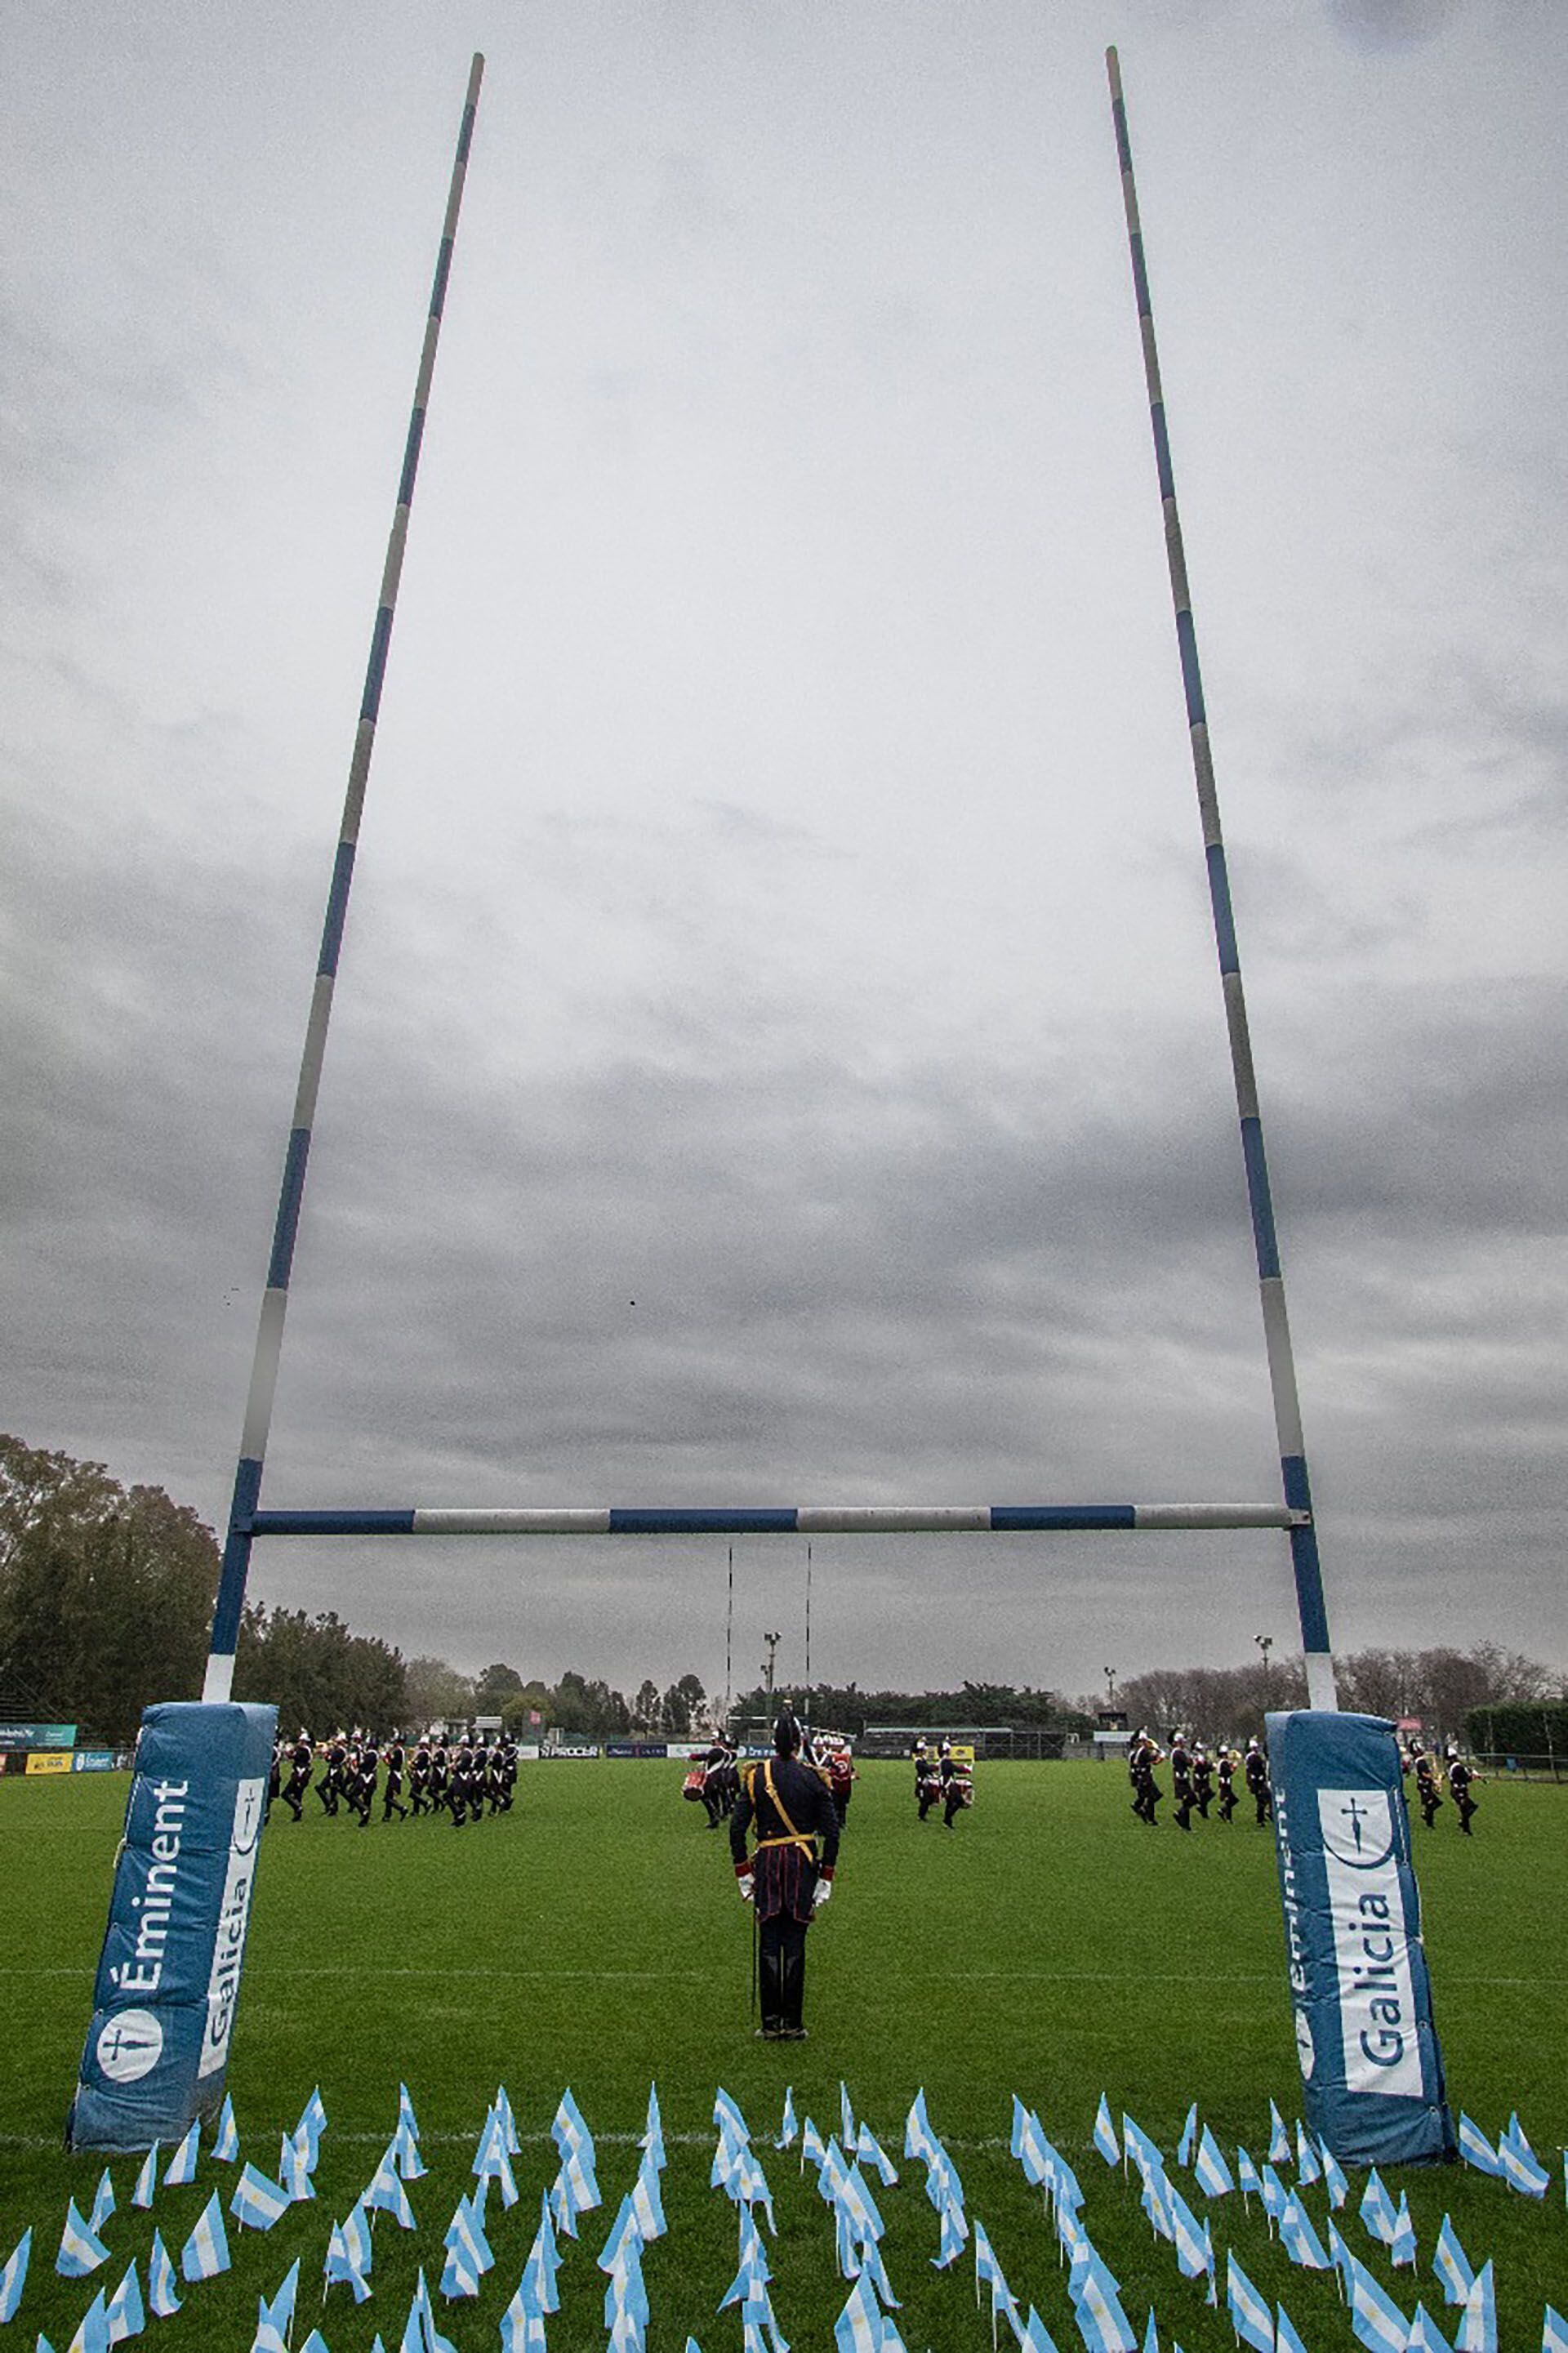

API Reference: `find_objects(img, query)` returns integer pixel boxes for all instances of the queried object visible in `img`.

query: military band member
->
[1445,1746,1477,1834]
[1215,1745,1239,1823]
[730,1710,840,2041]
[1169,1731,1195,1832]
[383,1734,408,1820]
[942,1753,973,1829]
[826,1739,856,1823]
[350,1736,379,1827]
[317,1730,349,1816]
[1129,1730,1163,1825]
[916,1753,942,1820]
[429,1736,451,1819]
[283,1729,313,1823]
[494,1733,519,1812]
[409,1736,433,1816]
[1244,1736,1272,1826]
[1191,1741,1214,1820]
[1411,1742,1443,1829]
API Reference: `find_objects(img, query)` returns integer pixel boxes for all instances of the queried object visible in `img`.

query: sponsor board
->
[69,1700,276,2152]
[72,1750,122,1772]
[605,1741,670,1759]
[1268,1709,1452,2165]
[0,1722,76,1750]
[541,1745,601,1760]
[24,1749,73,1776]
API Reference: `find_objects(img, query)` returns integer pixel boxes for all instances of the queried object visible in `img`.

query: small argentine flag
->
[0,2227,31,2324]
[1192,2127,1232,2199]
[56,2202,111,2279]
[366,2151,417,2229]
[1093,2097,1120,2168]
[1405,2304,1452,2353]
[1316,2137,1348,2209]
[131,2146,158,2212]
[775,2089,797,2151]
[179,2191,231,2283]
[278,2134,314,2204]
[65,2285,109,2353]
[1457,2114,1502,2177]
[230,2164,291,2233]
[1293,2123,1320,2185]
[103,2257,144,2345]
[88,2171,115,2238]
[1175,2102,1198,2168]
[1267,2101,1291,2165]
[1389,2192,1417,2268]
[856,2123,898,2186]
[1453,2260,1495,2353]
[1499,2115,1550,2198]
[1542,2307,1568,2353]
[1359,2168,1399,2248]
[211,2095,239,2163]
[1225,2253,1275,2353]
[163,2122,199,2189]
[834,2268,881,2353]
[1433,2213,1474,2307]
[145,2232,180,2319]
[1346,2252,1409,2353]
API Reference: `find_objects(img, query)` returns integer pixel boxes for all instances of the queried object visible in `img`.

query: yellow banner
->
[950,1744,976,1765]
[25,1749,73,1776]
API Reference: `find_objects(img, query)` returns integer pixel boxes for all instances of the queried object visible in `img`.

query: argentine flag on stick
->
[1226,2254,1275,2353]
[1405,2303,1452,2353]
[1175,2105,1198,2168]
[65,2286,109,2353]
[88,2172,114,2239]
[1453,2261,1496,2353]
[1192,2128,1232,2199]
[1499,2115,1550,2198]
[1345,2253,1408,2353]
[1433,2214,1474,2308]
[1093,2099,1120,2169]
[131,2146,158,2213]
[1542,2307,1568,2353]
[56,2203,110,2279]
[104,2258,144,2345]
[1267,2103,1291,2166]
[1457,2115,1502,2177]
[163,2123,199,2189]
[180,2193,230,2283]
[212,2096,239,2163]
[230,2164,290,2233]
[0,2228,30,2324]
[145,2233,180,2320]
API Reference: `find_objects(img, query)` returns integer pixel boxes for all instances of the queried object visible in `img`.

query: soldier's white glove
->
[737,1874,755,1903]
[812,1878,832,1909]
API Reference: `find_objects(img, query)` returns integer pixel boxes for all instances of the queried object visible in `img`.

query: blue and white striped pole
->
[203,54,484,1703]
[1106,48,1338,1711]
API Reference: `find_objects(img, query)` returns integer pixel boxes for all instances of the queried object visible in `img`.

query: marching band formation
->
[1123,1727,1483,1836]
[268,1728,519,1828]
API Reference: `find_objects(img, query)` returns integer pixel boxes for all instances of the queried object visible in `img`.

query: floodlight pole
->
[1106,49,1338,1710]
[202,54,486,1703]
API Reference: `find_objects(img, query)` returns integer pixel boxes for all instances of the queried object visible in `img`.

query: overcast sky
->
[3,0,1563,1709]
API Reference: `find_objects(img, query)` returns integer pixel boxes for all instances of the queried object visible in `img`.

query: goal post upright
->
[203,54,486,1704]
[1105,47,1339,1712]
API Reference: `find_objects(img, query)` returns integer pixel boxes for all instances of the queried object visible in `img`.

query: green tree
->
[403,1656,476,1728]
[0,1435,217,1742]
[474,1662,524,1715]
[233,1604,405,1736]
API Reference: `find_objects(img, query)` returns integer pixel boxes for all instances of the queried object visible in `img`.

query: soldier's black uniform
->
[942,1757,971,1829]
[429,1740,451,1819]
[410,1740,432,1816]
[496,1736,519,1812]
[1192,1746,1214,1820]
[317,1735,348,1816]
[730,1717,840,2040]
[1129,1734,1162,1825]
[1413,1748,1443,1829]
[1446,1752,1477,1836]
[1216,1748,1238,1823]
[916,1760,942,1820]
[1170,1736,1195,1833]
[1245,1740,1272,1826]
[383,1738,408,1820]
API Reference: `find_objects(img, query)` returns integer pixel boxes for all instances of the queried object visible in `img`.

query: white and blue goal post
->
[1267,1709,1454,2167]
[68,1700,276,2153]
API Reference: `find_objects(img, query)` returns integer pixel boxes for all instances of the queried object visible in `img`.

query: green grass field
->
[2,1761,1563,2348]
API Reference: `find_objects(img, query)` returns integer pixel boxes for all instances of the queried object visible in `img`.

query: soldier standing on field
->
[317,1729,349,1816]
[1191,1740,1215,1820]
[429,1735,451,1820]
[409,1734,432,1816]
[1245,1736,1272,1826]
[730,1709,840,2041]
[942,1751,973,1829]
[916,1749,942,1820]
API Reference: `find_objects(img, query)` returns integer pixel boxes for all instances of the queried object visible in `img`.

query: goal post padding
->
[1267,1708,1454,2166]
[68,1700,276,2152]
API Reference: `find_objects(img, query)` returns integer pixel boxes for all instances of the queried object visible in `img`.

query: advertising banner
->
[1268,1709,1454,2166]
[0,1722,76,1750]
[605,1741,670,1759]
[72,1750,122,1773]
[69,1700,276,2152]
[24,1750,73,1776]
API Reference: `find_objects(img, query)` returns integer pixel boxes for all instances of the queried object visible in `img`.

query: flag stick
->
[202,54,486,1700]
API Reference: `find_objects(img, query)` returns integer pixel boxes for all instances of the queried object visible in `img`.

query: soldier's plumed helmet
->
[773,1710,802,1755]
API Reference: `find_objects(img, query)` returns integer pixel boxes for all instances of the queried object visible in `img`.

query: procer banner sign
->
[69,1700,276,2152]
[1267,1709,1453,2166]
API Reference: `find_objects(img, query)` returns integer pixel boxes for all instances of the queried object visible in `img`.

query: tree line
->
[1096,1642,1561,1749]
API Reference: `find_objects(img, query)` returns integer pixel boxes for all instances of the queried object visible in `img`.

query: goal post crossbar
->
[246,1502,1307,1536]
